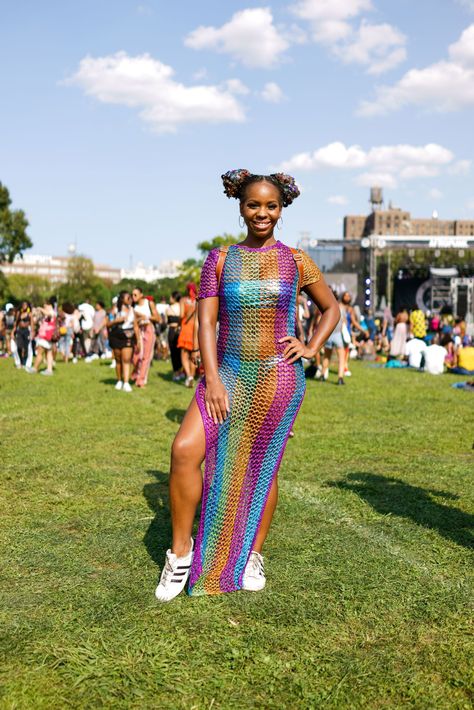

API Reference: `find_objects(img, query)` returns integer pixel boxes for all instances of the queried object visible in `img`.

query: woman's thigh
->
[121,346,133,363]
[172,396,206,466]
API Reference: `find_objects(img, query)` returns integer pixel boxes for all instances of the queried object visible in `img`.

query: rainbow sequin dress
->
[189,240,321,595]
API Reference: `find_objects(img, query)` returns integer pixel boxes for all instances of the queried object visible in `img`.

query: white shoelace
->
[160,552,177,585]
[248,553,264,577]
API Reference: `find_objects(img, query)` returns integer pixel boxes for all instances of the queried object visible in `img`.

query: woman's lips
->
[253,221,271,230]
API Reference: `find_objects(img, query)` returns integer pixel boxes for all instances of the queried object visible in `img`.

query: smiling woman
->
[154,170,340,602]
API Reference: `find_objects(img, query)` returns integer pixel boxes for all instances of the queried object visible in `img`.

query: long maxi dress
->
[188,240,321,596]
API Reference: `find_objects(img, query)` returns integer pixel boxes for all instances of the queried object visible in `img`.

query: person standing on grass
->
[166,291,184,382]
[59,302,75,364]
[340,291,366,377]
[107,291,141,392]
[321,294,346,385]
[26,300,57,376]
[177,282,198,388]
[132,288,159,387]
[12,301,32,368]
[154,169,339,602]
[86,301,107,361]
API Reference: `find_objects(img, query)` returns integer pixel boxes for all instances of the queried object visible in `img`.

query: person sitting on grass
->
[450,337,474,376]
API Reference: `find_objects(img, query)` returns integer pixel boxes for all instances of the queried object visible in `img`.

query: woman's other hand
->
[279,336,315,364]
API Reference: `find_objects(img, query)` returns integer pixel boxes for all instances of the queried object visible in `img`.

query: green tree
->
[0,183,32,263]
[57,255,112,305]
[197,232,243,255]
[6,274,53,305]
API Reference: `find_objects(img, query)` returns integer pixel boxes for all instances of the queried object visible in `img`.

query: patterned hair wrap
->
[221,169,300,208]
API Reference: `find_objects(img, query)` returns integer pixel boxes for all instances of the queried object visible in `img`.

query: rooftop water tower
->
[369,187,384,212]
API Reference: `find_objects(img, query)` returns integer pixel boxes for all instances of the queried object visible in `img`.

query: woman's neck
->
[240,232,277,248]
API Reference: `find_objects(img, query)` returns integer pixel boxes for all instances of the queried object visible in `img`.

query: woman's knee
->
[171,434,196,467]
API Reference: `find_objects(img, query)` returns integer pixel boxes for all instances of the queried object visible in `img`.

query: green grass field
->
[0,358,472,709]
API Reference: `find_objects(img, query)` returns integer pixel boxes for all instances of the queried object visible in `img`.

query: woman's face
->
[342,292,351,305]
[132,289,142,303]
[123,293,132,306]
[240,181,282,240]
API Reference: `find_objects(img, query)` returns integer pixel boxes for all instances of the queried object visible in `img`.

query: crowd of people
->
[298,292,474,381]
[1,286,473,387]
[0,282,201,390]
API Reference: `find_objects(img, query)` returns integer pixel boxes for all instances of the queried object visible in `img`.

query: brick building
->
[344,203,474,239]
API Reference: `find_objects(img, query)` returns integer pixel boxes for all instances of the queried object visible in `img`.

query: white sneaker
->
[155,539,194,602]
[242,551,266,592]
[115,380,123,390]
[322,369,329,381]
[109,359,116,368]
[72,357,78,364]
[344,369,352,377]
[123,382,132,392]
[185,376,194,388]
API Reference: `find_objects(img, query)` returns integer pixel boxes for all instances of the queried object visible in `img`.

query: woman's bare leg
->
[170,396,205,557]
[336,346,345,378]
[46,349,54,372]
[113,348,122,380]
[33,347,44,371]
[322,347,332,376]
[253,478,278,554]
[121,347,133,383]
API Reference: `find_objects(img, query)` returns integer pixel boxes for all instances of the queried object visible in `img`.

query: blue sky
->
[1,0,474,268]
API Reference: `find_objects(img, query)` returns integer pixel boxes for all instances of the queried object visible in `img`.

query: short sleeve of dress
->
[198,248,220,299]
[300,251,322,288]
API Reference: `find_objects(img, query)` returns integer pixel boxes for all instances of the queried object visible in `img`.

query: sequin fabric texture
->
[189,240,321,595]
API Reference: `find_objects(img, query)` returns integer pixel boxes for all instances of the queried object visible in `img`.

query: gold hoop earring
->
[239,216,245,228]
[277,217,283,230]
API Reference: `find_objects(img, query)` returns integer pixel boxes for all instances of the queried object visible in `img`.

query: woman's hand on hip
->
[205,378,230,425]
[279,336,314,364]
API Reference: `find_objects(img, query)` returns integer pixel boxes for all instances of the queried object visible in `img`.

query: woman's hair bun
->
[221,169,300,207]
[221,169,252,199]
[268,173,300,207]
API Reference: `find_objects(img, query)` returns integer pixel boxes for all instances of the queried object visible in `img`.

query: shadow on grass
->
[327,472,474,550]
[100,377,118,386]
[143,470,172,566]
[156,371,174,383]
[165,408,186,424]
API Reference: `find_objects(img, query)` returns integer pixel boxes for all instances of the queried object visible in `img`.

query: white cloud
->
[184,7,289,68]
[333,21,407,75]
[356,172,398,188]
[292,0,372,42]
[466,197,474,210]
[428,188,444,200]
[225,78,250,95]
[260,81,285,103]
[65,52,246,133]
[327,194,348,205]
[277,141,458,189]
[448,159,471,175]
[291,0,406,74]
[358,24,474,115]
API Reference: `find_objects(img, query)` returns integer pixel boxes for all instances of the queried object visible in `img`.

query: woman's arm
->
[350,306,367,334]
[280,279,340,364]
[149,300,161,324]
[198,297,229,424]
